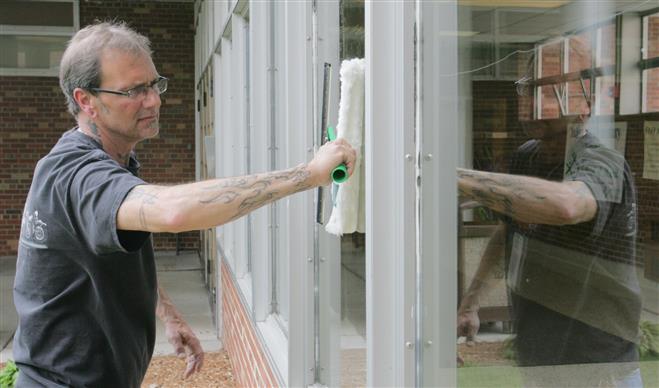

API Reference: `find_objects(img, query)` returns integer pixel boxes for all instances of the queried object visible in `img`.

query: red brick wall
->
[0,77,75,254]
[222,261,279,387]
[0,1,198,255]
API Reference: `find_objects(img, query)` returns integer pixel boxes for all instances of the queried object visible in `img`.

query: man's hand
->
[457,308,480,346]
[156,285,204,378]
[308,138,357,186]
[164,318,204,378]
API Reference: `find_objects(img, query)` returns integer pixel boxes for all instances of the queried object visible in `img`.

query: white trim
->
[249,0,273,323]
[281,2,315,387]
[0,26,74,35]
[365,1,416,387]
[257,315,288,385]
[419,1,458,386]
[0,68,59,77]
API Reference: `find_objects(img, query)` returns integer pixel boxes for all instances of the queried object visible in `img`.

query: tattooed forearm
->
[119,164,316,233]
[457,167,596,225]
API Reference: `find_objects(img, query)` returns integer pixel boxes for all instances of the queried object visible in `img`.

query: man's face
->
[92,49,162,142]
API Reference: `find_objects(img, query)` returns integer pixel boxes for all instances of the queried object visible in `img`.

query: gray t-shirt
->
[13,128,158,387]
[505,133,641,366]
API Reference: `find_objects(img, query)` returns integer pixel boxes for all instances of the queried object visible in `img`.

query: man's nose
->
[142,88,161,108]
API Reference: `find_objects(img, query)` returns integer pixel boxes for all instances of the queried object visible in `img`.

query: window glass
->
[453,2,659,387]
[568,31,592,73]
[0,35,68,69]
[0,1,75,73]
[597,23,616,67]
[642,12,659,112]
[539,41,562,78]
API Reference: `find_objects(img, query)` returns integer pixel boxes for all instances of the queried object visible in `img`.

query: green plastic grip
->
[327,127,348,184]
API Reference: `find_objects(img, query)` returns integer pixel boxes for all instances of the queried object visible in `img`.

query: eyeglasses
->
[89,76,168,99]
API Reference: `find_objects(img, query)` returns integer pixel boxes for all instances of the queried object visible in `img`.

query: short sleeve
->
[69,154,148,254]
[564,141,626,236]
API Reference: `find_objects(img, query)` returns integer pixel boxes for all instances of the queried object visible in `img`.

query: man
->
[457,115,642,387]
[13,21,356,387]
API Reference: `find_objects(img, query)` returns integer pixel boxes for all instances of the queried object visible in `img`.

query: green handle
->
[327,127,348,184]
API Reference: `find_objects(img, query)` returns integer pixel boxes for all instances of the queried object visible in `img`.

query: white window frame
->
[0,0,79,77]
[365,1,417,387]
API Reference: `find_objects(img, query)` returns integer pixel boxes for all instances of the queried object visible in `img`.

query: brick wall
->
[222,261,279,387]
[0,77,75,254]
[0,1,198,255]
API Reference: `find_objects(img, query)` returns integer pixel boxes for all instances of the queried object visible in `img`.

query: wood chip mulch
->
[141,351,236,388]
[458,341,514,367]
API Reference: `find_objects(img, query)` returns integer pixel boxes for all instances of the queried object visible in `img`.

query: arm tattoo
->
[199,164,311,221]
[125,187,159,229]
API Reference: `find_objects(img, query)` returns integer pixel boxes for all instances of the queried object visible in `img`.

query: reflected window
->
[642,11,659,113]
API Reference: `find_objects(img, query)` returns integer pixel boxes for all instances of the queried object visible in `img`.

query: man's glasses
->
[89,76,168,99]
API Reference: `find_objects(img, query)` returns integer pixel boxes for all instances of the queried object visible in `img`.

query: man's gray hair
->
[59,21,153,116]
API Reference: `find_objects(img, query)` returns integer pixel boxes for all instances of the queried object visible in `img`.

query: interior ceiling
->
[464,0,655,40]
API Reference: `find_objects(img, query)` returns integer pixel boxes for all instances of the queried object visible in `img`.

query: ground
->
[458,341,512,366]
[0,351,236,388]
[142,351,236,387]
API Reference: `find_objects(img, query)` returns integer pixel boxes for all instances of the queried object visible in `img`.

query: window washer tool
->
[326,126,349,183]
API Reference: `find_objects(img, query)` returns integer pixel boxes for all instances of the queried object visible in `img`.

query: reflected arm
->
[457,168,597,226]
[459,223,506,313]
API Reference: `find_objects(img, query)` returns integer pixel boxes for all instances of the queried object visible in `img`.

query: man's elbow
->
[160,208,189,233]
[556,200,595,225]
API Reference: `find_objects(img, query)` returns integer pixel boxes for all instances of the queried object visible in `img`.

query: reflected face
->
[522,116,584,141]
[92,49,162,142]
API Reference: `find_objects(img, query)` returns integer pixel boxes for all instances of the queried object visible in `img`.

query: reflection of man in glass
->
[456,87,642,385]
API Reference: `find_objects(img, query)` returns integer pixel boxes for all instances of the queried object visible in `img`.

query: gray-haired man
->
[14,21,355,387]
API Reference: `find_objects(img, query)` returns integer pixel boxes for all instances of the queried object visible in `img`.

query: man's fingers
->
[466,333,476,346]
[183,353,204,379]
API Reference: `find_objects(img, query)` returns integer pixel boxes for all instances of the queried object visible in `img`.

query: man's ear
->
[73,88,97,118]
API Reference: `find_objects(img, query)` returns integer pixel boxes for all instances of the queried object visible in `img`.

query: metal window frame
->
[417,1,459,387]
[365,1,416,387]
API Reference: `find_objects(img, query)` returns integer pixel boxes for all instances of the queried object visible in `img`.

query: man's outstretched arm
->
[117,139,356,233]
[457,168,597,226]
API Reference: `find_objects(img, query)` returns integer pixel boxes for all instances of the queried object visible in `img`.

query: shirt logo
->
[21,209,48,247]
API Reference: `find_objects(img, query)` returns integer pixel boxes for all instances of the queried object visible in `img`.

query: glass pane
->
[498,43,534,80]
[568,31,592,73]
[643,68,659,113]
[539,85,561,119]
[644,12,659,59]
[0,35,68,69]
[597,23,616,67]
[338,2,366,386]
[567,79,590,115]
[540,42,562,78]
[595,75,615,115]
[0,1,73,27]
[452,2,659,388]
